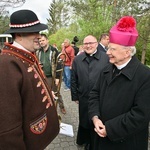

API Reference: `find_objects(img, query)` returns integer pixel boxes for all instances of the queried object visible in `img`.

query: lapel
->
[82,50,100,64]
[103,56,140,85]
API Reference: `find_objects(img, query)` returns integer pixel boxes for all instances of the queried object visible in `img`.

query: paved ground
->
[45,85,82,150]
[44,84,150,150]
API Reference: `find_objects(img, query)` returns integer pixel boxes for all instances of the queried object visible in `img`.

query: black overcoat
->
[89,56,150,150]
[71,50,109,128]
[97,44,106,53]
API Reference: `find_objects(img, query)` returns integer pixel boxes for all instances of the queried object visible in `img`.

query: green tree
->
[109,0,150,64]
[0,15,10,33]
[47,0,150,64]
[0,0,26,34]
[47,0,70,34]
[69,0,112,40]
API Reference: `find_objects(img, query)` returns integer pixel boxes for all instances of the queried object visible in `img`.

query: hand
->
[93,117,107,138]
[51,91,58,99]
[51,91,55,98]
[75,100,79,104]
[55,79,59,86]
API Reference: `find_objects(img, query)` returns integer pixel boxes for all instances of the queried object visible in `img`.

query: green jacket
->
[36,45,60,79]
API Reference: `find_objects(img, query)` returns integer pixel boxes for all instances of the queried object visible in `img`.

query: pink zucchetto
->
[109,16,138,46]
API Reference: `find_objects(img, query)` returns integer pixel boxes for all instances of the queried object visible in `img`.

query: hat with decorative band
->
[109,16,138,46]
[5,9,48,34]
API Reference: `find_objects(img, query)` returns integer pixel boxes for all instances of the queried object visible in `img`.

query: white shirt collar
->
[90,49,97,56]
[116,58,132,70]
[100,43,106,50]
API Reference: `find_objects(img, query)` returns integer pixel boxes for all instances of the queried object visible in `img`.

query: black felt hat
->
[5,9,48,34]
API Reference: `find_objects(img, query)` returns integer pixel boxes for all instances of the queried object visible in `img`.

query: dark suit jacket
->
[97,43,106,53]
[71,50,109,128]
[89,56,150,150]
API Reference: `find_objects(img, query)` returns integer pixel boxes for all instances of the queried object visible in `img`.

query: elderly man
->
[0,9,59,149]
[89,16,150,150]
[71,35,108,150]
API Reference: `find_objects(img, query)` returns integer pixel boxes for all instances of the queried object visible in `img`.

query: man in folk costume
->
[89,16,150,150]
[0,9,59,149]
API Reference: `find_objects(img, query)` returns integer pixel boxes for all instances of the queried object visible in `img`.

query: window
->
[0,34,12,50]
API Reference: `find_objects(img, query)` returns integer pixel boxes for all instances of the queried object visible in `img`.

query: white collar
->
[90,49,97,56]
[100,43,106,49]
[116,58,132,70]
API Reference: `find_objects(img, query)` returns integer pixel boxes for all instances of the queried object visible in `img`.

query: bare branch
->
[0,0,25,8]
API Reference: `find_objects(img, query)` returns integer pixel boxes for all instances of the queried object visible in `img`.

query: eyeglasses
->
[83,42,97,46]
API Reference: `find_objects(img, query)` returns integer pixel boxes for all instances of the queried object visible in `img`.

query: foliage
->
[65,0,113,42]
[1,0,150,64]
[67,0,150,64]
[136,12,150,65]
[47,0,70,34]
[0,0,26,34]
[48,27,80,51]
[0,15,10,33]
[0,0,25,15]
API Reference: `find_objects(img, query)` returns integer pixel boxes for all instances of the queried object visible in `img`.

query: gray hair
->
[123,46,136,56]
[64,38,70,44]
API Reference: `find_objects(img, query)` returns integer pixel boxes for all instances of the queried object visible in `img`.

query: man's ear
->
[125,48,132,57]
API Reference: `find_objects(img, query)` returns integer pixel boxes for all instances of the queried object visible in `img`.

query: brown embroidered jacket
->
[0,43,59,150]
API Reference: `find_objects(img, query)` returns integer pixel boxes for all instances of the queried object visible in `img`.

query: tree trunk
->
[141,42,147,64]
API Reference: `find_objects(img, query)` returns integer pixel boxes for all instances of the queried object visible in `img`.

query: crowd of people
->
[1,9,150,150]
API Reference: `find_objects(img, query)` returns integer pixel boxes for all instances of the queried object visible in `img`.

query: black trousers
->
[76,125,94,150]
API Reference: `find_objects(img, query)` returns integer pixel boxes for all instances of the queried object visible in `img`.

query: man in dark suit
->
[71,35,109,150]
[97,33,109,53]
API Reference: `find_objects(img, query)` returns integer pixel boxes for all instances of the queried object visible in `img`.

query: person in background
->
[71,35,109,150]
[71,36,79,56]
[71,41,79,56]
[37,34,66,114]
[53,43,59,51]
[88,16,150,150]
[62,38,75,91]
[77,45,84,55]
[0,9,59,149]
[97,33,109,53]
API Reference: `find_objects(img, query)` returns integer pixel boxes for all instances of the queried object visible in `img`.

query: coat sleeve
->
[88,73,101,120]
[0,57,26,149]
[105,73,150,142]
[71,58,79,101]
[54,48,61,79]
[70,47,75,67]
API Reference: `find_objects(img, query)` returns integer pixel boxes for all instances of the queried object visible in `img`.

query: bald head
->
[84,35,97,43]
[83,35,98,55]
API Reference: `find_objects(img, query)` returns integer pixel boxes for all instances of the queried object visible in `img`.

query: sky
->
[8,0,52,24]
